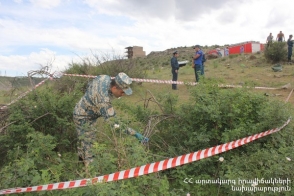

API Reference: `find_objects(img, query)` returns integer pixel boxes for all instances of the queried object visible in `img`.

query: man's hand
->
[141,137,149,144]
[134,133,149,144]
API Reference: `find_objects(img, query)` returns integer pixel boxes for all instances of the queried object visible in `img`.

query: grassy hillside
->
[126,47,294,106]
[1,47,293,107]
[1,47,293,109]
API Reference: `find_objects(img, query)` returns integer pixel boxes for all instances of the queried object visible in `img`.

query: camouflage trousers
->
[73,114,97,162]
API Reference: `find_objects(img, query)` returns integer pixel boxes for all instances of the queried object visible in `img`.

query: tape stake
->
[285,88,294,103]
[0,118,290,195]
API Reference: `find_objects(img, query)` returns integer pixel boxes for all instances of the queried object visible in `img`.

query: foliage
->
[132,80,294,195]
[264,42,287,63]
[0,79,171,195]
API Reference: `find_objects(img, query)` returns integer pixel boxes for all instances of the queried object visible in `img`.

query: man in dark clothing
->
[287,34,293,62]
[171,51,179,90]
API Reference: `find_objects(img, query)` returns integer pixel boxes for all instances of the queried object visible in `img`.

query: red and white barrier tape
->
[63,73,281,90]
[0,118,290,195]
[0,78,51,110]
[62,73,196,85]
[0,73,282,111]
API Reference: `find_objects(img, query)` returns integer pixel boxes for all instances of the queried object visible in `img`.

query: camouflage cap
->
[115,72,132,95]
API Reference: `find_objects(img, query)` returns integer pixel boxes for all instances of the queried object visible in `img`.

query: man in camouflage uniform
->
[73,72,148,166]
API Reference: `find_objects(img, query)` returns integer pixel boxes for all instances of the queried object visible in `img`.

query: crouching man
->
[73,72,148,167]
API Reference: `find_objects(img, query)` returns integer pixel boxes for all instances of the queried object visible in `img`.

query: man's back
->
[74,75,114,119]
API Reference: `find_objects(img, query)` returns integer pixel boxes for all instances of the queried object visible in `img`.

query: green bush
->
[264,42,287,63]
[125,81,294,195]
[0,81,172,195]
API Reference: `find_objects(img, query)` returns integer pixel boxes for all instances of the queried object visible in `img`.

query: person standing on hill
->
[170,51,179,90]
[224,47,229,56]
[287,34,293,62]
[266,33,273,47]
[192,45,203,82]
[276,31,285,42]
[73,72,148,168]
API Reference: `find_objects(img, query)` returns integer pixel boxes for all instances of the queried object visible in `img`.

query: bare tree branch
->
[29,112,52,124]
[0,121,17,133]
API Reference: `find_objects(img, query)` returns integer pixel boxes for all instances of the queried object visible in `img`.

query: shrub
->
[264,42,287,63]
[127,81,294,195]
[0,81,172,195]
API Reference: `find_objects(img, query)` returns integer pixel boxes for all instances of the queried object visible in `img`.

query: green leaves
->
[264,42,287,63]
[143,81,294,195]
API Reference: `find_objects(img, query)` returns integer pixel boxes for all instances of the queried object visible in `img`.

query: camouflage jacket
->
[73,75,115,121]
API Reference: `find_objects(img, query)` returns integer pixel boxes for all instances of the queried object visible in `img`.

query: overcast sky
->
[0,0,293,76]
